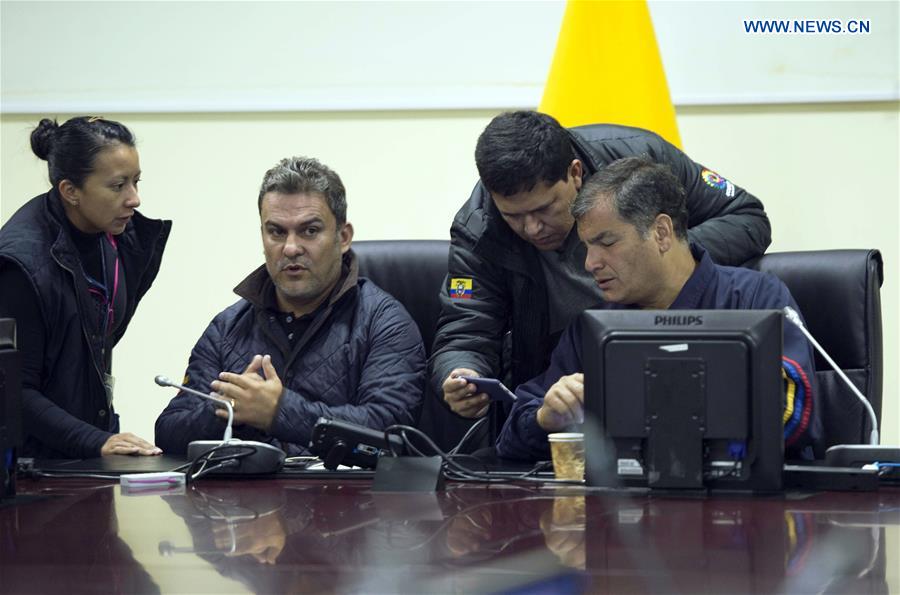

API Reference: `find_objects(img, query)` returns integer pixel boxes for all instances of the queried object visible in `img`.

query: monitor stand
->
[645,358,705,489]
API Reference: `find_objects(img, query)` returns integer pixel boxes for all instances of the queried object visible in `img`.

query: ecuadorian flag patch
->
[450,278,473,299]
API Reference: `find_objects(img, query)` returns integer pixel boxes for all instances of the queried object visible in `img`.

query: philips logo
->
[654,315,703,326]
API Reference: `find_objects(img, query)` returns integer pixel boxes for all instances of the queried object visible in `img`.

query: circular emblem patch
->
[701,169,727,190]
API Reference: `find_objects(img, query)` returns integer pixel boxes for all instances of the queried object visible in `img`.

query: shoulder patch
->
[449,277,473,299]
[701,168,735,197]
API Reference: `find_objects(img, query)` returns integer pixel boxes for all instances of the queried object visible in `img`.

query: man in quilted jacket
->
[156,156,425,455]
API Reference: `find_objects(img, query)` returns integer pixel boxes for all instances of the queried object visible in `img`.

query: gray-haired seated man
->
[496,157,821,463]
[155,156,425,455]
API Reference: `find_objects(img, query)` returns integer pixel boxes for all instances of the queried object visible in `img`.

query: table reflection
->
[159,485,291,565]
[541,494,586,570]
[3,477,896,595]
[585,492,895,594]
[1,483,159,593]
[155,483,570,592]
[151,484,898,594]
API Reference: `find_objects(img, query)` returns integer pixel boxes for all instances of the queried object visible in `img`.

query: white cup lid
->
[547,432,584,441]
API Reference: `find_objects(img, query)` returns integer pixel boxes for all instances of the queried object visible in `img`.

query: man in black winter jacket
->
[430,111,771,441]
[155,157,425,455]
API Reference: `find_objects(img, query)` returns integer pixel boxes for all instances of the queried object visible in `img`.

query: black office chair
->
[746,249,884,449]
[353,240,449,356]
[353,240,475,450]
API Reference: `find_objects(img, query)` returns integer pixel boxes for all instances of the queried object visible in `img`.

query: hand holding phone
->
[458,376,517,404]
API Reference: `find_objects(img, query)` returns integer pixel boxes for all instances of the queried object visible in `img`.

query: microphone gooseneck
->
[154,374,233,442]
[782,306,879,445]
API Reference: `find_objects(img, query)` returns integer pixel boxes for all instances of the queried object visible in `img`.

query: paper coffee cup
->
[548,432,585,481]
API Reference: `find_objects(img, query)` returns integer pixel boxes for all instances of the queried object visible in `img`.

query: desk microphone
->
[159,535,236,556]
[782,307,880,445]
[155,375,232,441]
[154,375,285,474]
[783,307,900,474]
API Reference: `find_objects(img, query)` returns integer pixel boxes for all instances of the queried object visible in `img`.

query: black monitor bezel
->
[581,309,784,492]
[1,318,21,499]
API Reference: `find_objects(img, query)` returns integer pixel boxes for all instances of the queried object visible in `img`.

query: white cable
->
[782,307,879,445]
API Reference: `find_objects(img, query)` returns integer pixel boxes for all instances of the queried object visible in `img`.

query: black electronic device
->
[783,464,879,491]
[581,309,785,492]
[372,456,445,492]
[0,319,22,500]
[34,455,188,475]
[825,444,900,467]
[458,376,517,404]
[309,418,405,470]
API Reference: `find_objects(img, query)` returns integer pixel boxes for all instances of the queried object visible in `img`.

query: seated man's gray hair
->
[257,156,347,225]
[572,156,688,239]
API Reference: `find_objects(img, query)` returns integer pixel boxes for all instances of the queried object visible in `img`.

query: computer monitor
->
[581,309,784,492]
[1,318,22,499]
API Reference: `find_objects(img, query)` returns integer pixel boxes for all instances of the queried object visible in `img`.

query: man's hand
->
[212,354,283,432]
[536,373,584,433]
[442,368,489,418]
[446,507,494,558]
[212,513,286,565]
[101,433,162,456]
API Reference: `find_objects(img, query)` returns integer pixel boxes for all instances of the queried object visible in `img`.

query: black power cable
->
[383,424,581,485]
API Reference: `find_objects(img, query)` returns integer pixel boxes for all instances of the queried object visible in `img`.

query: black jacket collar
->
[233,249,360,313]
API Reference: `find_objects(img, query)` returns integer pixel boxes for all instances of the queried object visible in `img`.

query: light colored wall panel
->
[2,1,897,112]
[2,104,897,446]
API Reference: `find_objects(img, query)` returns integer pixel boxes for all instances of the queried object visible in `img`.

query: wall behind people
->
[2,2,896,111]
[2,106,897,447]
[1,0,897,448]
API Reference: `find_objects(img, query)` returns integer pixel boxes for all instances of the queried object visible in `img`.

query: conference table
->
[1,469,898,594]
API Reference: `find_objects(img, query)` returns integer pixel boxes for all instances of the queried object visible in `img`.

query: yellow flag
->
[539,0,682,148]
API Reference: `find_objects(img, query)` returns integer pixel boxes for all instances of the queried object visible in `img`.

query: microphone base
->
[825,443,900,465]
[187,439,286,475]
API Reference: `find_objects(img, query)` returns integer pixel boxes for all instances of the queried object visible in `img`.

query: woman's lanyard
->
[84,233,120,337]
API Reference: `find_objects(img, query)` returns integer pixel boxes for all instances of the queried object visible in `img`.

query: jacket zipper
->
[51,249,109,408]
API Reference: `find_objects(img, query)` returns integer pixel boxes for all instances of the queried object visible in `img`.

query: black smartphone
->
[458,376,517,404]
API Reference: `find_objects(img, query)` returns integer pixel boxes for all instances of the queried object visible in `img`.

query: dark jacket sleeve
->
[0,264,111,458]
[428,184,511,396]
[496,323,583,462]
[641,134,771,265]
[267,296,426,449]
[745,275,822,459]
[154,316,232,455]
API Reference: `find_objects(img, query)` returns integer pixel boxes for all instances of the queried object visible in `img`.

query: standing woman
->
[0,116,171,458]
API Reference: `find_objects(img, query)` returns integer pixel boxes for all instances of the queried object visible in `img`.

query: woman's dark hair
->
[30,116,136,188]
